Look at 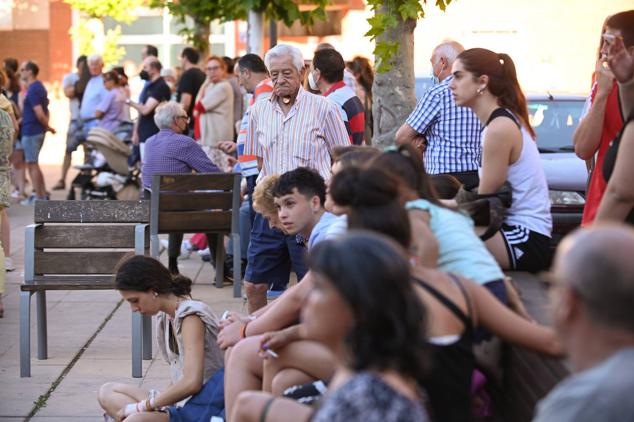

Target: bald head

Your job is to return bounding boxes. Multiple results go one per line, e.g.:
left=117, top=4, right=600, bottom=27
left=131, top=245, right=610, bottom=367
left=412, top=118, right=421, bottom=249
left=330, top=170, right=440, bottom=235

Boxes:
left=553, top=225, right=634, bottom=333
left=431, top=40, right=464, bottom=81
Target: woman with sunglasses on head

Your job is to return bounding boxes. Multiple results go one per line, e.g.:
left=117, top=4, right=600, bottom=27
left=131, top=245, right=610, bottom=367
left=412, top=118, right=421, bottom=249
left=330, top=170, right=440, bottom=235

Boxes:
left=98, top=255, right=224, bottom=422
left=449, top=49, right=552, bottom=273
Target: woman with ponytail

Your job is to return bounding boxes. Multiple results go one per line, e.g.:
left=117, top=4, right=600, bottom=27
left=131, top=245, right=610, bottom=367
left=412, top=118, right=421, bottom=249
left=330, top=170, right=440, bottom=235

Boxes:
left=450, top=48, right=552, bottom=273
left=98, top=255, right=224, bottom=422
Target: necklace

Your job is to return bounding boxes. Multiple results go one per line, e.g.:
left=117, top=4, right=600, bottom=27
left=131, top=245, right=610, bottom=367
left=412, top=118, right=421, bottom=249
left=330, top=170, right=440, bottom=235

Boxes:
left=282, top=96, right=292, bottom=105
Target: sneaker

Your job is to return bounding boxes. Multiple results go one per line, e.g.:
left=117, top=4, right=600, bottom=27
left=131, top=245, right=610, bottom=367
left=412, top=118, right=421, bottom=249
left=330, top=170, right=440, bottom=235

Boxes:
left=5, top=257, right=15, bottom=272
left=21, top=195, right=49, bottom=205
left=20, top=195, right=36, bottom=206
left=11, top=190, right=25, bottom=199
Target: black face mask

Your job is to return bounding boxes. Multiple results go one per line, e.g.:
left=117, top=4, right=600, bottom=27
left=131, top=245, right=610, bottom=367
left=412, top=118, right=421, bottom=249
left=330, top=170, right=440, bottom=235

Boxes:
left=139, top=70, right=150, bottom=81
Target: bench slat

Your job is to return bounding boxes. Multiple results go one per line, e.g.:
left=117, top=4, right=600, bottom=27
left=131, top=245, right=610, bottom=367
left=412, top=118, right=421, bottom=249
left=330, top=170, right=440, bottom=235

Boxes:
left=157, top=211, right=232, bottom=233
left=35, top=200, right=149, bottom=223
left=155, top=173, right=237, bottom=192
left=34, top=251, right=130, bottom=274
left=34, top=225, right=149, bottom=248
left=158, top=192, right=233, bottom=212
left=21, top=276, right=114, bottom=291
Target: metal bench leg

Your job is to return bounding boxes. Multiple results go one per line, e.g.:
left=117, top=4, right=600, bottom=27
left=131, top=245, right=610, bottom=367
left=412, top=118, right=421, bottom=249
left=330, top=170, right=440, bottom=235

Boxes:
left=36, top=290, right=48, bottom=360
left=142, top=314, right=152, bottom=360
left=20, top=291, right=32, bottom=377
left=131, top=312, right=142, bottom=378
left=214, top=235, right=225, bottom=288
left=232, top=233, right=241, bottom=298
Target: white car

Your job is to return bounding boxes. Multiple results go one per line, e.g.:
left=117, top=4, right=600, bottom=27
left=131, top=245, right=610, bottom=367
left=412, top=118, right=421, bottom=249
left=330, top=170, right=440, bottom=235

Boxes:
left=528, top=94, right=588, bottom=241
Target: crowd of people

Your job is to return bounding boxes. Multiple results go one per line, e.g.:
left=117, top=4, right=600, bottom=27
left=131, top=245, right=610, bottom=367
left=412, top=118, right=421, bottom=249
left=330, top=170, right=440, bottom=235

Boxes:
left=1, top=7, right=634, bottom=422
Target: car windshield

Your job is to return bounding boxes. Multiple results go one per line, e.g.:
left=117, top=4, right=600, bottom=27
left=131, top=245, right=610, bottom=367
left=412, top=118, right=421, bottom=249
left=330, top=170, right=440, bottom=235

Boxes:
left=528, top=99, right=585, bottom=152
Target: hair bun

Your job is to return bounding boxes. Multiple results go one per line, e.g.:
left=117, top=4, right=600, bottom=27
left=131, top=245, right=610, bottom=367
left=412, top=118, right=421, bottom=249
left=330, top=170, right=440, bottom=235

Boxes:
left=172, top=274, right=193, bottom=296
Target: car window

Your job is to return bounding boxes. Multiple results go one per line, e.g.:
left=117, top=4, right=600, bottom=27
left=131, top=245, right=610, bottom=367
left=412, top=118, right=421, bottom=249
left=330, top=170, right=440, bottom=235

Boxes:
left=528, top=100, right=585, bottom=151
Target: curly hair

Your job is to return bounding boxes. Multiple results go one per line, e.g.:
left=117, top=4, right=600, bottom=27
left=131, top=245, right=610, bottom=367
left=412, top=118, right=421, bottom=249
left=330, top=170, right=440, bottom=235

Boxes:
left=114, top=255, right=192, bottom=297
left=252, top=174, right=280, bottom=216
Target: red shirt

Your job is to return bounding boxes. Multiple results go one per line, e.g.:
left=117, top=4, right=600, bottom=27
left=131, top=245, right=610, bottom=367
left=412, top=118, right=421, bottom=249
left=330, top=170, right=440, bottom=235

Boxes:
left=581, top=81, right=624, bottom=226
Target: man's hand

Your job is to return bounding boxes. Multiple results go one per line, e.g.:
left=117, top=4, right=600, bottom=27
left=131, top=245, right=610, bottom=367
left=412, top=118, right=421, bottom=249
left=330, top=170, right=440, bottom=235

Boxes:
left=412, top=135, right=427, bottom=154
left=217, top=141, right=237, bottom=154
left=131, top=130, right=139, bottom=145
left=607, top=36, right=634, bottom=84
left=596, top=57, right=616, bottom=97
left=47, top=126, right=56, bottom=135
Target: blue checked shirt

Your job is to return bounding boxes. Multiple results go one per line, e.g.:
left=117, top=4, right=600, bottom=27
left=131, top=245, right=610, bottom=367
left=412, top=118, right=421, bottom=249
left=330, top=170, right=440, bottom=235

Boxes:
left=405, top=76, right=481, bottom=174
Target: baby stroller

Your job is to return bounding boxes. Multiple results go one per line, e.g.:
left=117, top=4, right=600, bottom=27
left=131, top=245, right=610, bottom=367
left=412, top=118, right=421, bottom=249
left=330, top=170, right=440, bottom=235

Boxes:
left=68, top=127, right=140, bottom=200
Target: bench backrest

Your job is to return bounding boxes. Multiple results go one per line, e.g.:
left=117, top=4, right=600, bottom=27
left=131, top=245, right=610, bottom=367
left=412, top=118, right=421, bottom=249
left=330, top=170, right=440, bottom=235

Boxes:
left=150, top=173, right=241, bottom=235
left=25, top=200, right=150, bottom=284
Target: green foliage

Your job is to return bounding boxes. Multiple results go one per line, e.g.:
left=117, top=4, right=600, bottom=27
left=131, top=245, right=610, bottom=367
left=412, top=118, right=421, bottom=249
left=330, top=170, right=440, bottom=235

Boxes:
left=366, top=0, right=453, bottom=73
left=69, top=19, right=126, bottom=67
left=64, top=0, right=144, bottom=23
left=150, top=0, right=329, bottom=52
left=103, top=26, right=127, bottom=66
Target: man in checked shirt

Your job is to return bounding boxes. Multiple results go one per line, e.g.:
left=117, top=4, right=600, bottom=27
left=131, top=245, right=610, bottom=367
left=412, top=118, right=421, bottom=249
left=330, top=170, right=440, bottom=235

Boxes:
left=395, top=40, right=482, bottom=189
left=243, top=44, right=349, bottom=313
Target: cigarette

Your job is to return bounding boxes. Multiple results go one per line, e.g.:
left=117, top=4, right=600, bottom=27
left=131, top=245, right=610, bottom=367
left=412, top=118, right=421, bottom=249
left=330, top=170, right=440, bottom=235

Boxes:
left=264, top=349, right=279, bottom=358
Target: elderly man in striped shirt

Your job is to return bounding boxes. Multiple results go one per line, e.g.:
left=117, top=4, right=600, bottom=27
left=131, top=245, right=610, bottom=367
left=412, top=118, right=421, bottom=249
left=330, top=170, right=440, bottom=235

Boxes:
left=395, top=40, right=482, bottom=189
left=243, top=44, right=349, bottom=312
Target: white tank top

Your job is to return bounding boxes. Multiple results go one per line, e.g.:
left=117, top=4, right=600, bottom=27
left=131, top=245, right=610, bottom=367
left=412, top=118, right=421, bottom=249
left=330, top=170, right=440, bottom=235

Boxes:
left=479, top=109, right=552, bottom=237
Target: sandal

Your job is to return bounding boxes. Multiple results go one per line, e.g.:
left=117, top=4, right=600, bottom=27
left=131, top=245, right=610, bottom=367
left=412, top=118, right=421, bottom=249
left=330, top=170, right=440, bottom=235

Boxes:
left=52, top=180, right=66, bottom=190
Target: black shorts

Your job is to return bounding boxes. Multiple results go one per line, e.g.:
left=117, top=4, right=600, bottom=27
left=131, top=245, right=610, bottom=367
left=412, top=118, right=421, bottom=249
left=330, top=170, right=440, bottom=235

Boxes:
left=501, top=224, right=551, bottom=273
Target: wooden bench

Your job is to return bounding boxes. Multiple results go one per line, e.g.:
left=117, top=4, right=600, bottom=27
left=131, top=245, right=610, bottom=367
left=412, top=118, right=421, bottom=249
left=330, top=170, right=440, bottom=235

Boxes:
left=494, top=273, right=571, bottom=421
left=19, top=200, right=152, bottom=378
left=150, top=173, right=242, bottom=298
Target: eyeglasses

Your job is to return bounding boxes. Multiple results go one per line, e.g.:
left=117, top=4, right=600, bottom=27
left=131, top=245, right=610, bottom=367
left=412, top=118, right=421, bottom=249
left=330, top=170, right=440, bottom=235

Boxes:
left=176, top=115, right=190, bottom=123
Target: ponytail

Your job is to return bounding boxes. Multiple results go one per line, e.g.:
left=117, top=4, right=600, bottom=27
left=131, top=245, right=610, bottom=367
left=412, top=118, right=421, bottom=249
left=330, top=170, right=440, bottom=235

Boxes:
left=458, top=48, right=535, bottom=139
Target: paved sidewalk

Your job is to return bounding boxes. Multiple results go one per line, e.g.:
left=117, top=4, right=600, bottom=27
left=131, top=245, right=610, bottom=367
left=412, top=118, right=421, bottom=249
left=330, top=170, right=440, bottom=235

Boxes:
left=0, top=165, right=245, bottom=421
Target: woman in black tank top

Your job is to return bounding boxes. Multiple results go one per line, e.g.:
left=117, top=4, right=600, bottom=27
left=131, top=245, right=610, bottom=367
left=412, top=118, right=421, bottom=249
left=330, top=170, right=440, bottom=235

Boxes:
left=597, top=110, right=634, bottom=224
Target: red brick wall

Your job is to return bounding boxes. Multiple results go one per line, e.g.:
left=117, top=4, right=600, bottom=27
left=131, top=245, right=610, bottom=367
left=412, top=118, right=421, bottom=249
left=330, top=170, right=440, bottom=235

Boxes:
left=0, top=0, right=71, bottom=83
left=49, top=0, right=72, bottom=83
left=0, top=30, right=50, bottom=80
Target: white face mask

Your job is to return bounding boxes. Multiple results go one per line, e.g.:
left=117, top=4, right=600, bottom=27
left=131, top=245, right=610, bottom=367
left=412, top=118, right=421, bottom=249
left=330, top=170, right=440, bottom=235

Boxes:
left=308, top=71, right=319, bottom=91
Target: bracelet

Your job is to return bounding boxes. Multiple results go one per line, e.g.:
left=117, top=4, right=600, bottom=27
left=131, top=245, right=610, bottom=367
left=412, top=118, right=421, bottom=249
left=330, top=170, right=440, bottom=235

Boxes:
left=240, top=322, right=248, bottom=339
left=259, top=397, right=276, bottom=422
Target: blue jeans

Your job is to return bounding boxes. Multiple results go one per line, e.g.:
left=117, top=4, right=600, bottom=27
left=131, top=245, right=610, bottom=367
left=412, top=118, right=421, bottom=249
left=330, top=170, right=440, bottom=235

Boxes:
left=21, top=133, right=46, bottom=163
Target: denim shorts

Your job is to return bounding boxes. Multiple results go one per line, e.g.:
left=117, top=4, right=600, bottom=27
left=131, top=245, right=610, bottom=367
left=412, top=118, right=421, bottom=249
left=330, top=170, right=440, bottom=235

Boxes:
left=21, top=133, right=46, bottom=163
left=245, top=212, right=308, bottom=289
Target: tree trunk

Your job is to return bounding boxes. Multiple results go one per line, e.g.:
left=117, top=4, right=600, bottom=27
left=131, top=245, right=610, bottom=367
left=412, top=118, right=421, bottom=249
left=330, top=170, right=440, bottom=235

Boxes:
left=193, top=18, right=211, bottom=57
left=372, top=13, right=417, bottom=149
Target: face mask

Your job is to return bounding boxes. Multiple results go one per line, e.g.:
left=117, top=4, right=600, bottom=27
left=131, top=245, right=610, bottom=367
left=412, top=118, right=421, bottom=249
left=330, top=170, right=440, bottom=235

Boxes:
left=308, top=71, right=319, bottom=91
left=430, top=59, right=443, bottom=85
left=139, top=70, right=150, bottom=81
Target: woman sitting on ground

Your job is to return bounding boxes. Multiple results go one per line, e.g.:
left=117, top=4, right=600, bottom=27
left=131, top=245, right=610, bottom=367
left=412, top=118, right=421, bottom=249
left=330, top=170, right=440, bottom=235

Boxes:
left=450, top=48, right=552, bottom=272
left=98, top=255, right=224, bottom=422
left=231, top=232, right=431, bottom=422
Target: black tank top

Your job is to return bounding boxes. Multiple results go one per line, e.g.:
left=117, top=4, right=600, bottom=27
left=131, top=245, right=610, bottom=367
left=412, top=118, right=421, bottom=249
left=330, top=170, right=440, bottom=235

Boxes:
left=603, top=110, right=634, bottom=225
left=413, top=274, right=475, bottom=422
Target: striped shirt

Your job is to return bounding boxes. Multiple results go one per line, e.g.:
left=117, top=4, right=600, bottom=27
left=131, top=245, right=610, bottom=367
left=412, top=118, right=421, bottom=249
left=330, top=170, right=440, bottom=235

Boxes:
left=235, top=78, right=274, bottom=177
left=245, top=86, right=350, bottom=182
left=406, top=76, right=482, bottom=174
left=324, top=81, right=365, bottom=145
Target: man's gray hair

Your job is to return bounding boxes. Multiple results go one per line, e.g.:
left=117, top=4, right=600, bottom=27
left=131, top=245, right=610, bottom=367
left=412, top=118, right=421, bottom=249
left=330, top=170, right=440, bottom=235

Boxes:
left=264, top=44, right=304, bottom=73
left=433, top=40, right=465, bottom=64
left=557, top=225, right=634, bottom=333
left=87, top=54, right=103, bottom=65
left=154, top=101, right=184, bottom=130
